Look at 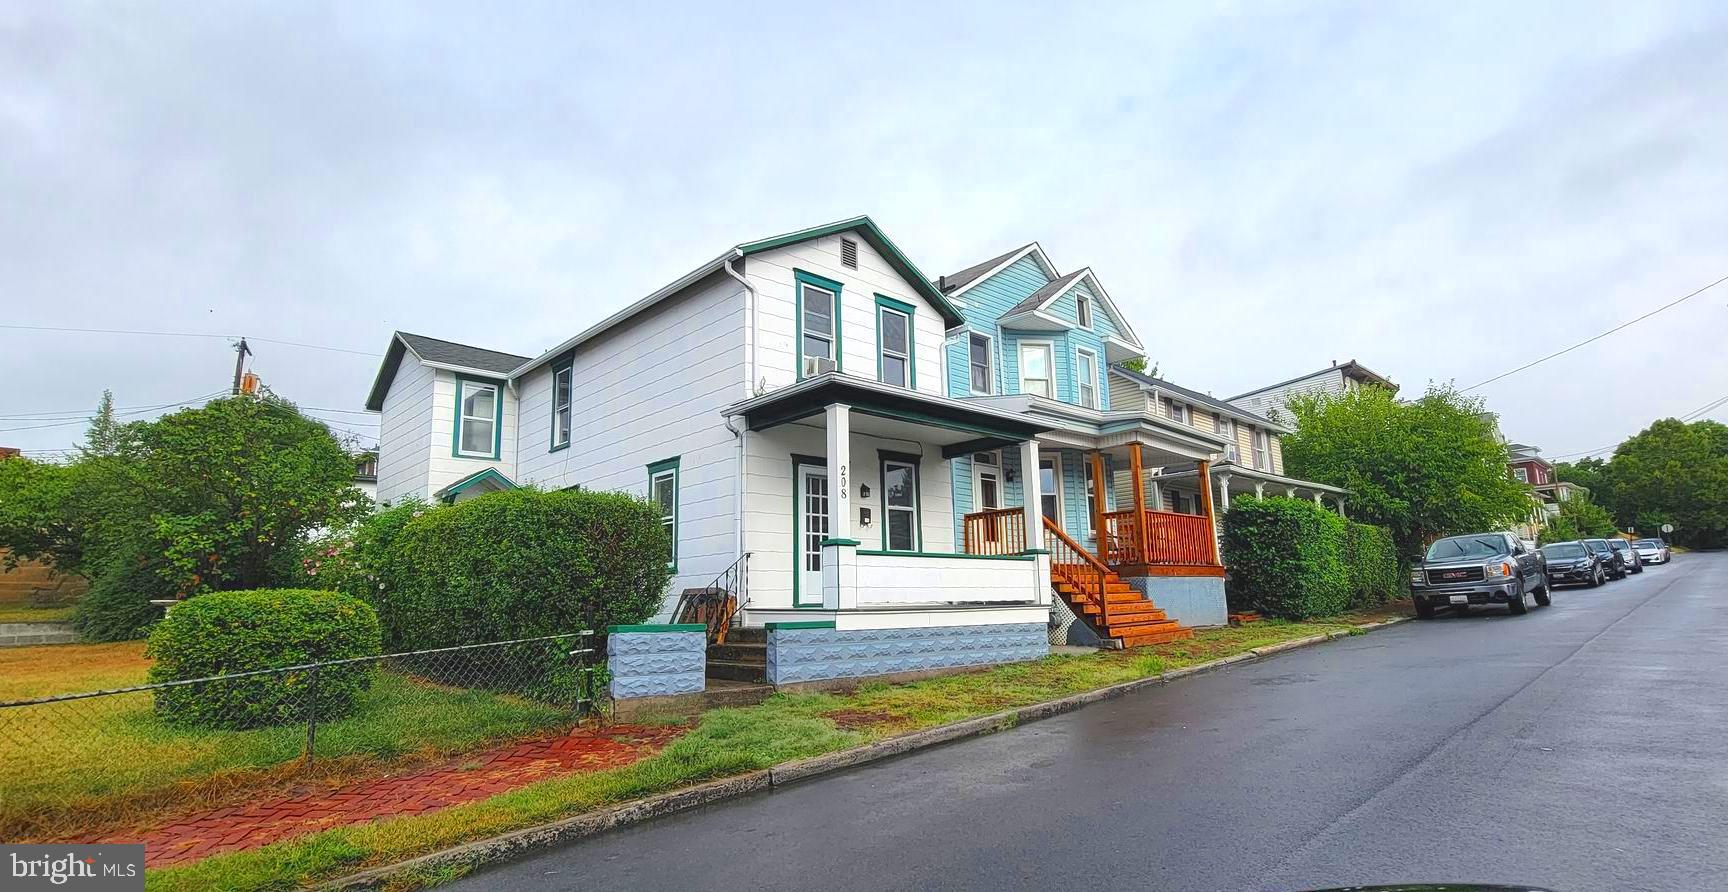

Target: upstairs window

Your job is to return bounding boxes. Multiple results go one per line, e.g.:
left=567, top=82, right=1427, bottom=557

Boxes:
left=1513, top=467, right=1529, bottom=483
left=1019, top=343, right=1054, bottom=398
left=1165, top=399, right=1187, bottom=425
left=1218, top=415, right=1239, bottom=462
left=795, top=270, right=843, bottom=377
left=876, top=296, right=915, bottom=389
left=969, top=333, right=993, bottom=395
left=1076, top=293, right=1092, bottom=329
left=1075, top=348, right=1098, bottom=409
left=1254, top=429, right=1270, bottom=470
left=550, top=364, right=572, bottom=450
left=454, top=378, right=501, bottom=459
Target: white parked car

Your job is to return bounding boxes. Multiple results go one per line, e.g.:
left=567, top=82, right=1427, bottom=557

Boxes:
left=1633, top=538, right=1670, bottom=565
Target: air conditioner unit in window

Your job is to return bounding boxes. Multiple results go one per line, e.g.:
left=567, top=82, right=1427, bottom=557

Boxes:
left=802, top=356, right=836, bottom=378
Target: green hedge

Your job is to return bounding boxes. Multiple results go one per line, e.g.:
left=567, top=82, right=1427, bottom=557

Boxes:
left=376, top=488, right=669, bottom=651
left=1342, top=521, right=1404, bottom=608
left=145, top=589, right=381, bottom=730
left=1221, top=497, right=1350, bottom=619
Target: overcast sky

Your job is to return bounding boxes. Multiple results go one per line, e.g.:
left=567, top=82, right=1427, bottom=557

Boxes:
left=4, top=1, right=1725, bottom=461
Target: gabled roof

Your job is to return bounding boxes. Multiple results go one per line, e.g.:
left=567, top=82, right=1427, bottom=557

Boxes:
left=365, top=332, right=530, bottom=411
left=1002, top=268, right=1089, bottom=317
left=996, top=266, right=1143, bottom=350
left=1110, top=364, right=1287, bottom=432
left=1227, top=359, right=1397, bottom=402
left=938, top=242, right=1061, bottom=300
left=433, top=466, right=517, bottom=503
left=513, top=216, right=965, bottom=378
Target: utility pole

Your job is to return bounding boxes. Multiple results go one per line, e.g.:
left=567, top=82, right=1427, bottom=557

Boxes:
left=231, top=337, right=252, bottom=395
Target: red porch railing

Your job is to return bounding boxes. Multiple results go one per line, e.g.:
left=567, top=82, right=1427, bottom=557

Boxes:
left=961, top=506, right=1026, bottom=556
left=1140, top=510, right=1215, bottom=565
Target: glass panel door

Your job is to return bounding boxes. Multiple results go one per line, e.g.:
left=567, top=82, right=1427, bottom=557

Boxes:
left=1039, top=456, right=1061, bottom=527
left=797, top=466, right=828, bottom=606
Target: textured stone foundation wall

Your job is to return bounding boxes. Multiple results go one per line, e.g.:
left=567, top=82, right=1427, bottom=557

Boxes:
left=1125, top=576, right=1229, bottom=627
left=766, top=622, right=1047, bottom=685
left=607, top=625, right=706, bottom=699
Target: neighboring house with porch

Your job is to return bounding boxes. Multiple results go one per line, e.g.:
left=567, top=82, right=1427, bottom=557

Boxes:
left=1228, top=359, right=1397, bottom=423
left=1506, top=442, right=1582, bottom=539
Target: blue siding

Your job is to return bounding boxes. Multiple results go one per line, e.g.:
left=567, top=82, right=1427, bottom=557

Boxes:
left=944, top=254, right=1051, bottom=399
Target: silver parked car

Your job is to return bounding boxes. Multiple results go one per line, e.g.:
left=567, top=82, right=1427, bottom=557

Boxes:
left=1634, top=538, right=1670, bottom=564
left=1608, top=539, right=1643, bottom=574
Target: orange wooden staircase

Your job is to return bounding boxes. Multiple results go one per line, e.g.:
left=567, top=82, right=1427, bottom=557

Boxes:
left=1044, top=518, right=1193, bottom=648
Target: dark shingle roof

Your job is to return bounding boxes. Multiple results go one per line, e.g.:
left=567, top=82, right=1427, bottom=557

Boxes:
left=939, top=244, right=1033, bottom=294
left=397, top=332, right=529, bottom=375
left=1002, top=269, right=1087, bottom=317
left=1111, top=364, right=1284, bottom=429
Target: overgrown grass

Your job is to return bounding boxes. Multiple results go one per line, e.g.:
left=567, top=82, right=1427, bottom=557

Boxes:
left=0, top=643, right=575, bottom=840
left=144, top=610, right=1405, bottom=891
left=0, top=603, right=79, bottom=624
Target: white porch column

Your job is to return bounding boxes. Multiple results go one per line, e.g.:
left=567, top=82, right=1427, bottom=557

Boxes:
left=821, top=403, right=857, bottom=611
left=1255, top=481, right=1266, bottom=498
left=1020, top=439, right=1042, bottom=551
left=1287, top=486, right=1298, bottom=498
left=1338, top=497, right=1347, bottom=519
left=1217, top=473, right=1232, bottom=513
left=1313, top=491, right=1323, bottom=508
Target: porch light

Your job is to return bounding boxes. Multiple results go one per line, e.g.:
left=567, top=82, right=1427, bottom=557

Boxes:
left=860, top=484, right=871, bottom=499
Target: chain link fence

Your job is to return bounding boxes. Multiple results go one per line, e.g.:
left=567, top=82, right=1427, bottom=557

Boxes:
left=0, top=631, right=603, bottom=836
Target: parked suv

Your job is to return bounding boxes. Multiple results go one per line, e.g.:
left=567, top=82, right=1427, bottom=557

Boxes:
left=1541, top=540, right=1606, bottom=588
left=1584, top=538, right=1629, bottom=580
left=1411, top=532, right=1549, bottom=618
left=1608, top=539, right=1644, bottom=574
left=1634, top=538, right=1670, bottom=565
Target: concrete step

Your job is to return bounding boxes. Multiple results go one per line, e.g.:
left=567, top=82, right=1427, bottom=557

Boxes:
left=725, top=627, right=767, bottom=644
left=708, top=642, right=766, bottom=663
left=706, top=659, right=768, bottom=684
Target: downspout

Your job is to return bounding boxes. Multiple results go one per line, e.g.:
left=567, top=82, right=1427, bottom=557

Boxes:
left=726, top=414, right=746, bottom=563
left=724, top=250, right=759, bottom=397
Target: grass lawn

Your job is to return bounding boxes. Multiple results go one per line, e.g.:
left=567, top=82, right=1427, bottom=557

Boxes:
left=0, top=642, right=578, bottom=841
left=144, top=606, right=1407, bottom=892
left=0, top=603, right=78, bottom=624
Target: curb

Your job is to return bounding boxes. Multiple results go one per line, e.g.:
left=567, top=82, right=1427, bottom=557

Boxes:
left=320, top=614, right=1411, bottom=890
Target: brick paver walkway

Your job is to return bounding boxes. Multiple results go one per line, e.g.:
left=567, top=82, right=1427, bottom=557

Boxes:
left=89, top=723, right=682, bottom=868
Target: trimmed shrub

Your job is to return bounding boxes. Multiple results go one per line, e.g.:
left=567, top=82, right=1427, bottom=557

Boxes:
left=146, top=589, right=381, bottom=730
left=376, top=488, right=669, bottom=652
left=1221, top=497, right=1349, bottom=619
left=1342, top=521, right=1404, bottom=608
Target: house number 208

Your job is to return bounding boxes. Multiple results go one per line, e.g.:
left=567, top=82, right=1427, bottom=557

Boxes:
left=839, top=466, right=848, bottom=499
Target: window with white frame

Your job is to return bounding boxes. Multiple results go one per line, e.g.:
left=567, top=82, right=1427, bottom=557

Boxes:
left=1075, top=348, right=1098, bottom=409
left=1019, top=343, right=1053, bottom=398
left=797, top=273, right=838, bottom=372
left=968, top=333, right=993, bottom=395
left=878, top=303, right=912, bottom=388
left=1076, top=293, right=1092, bottom=329
left=1513, top=467, right=1528, bottom=483
left=648, top=458, right=679, bottom=570
left=1217, top=414, right=1239, bottom=462
left=1165, top=399, right=1187, bottom=425
left=454, top=379, right=500, bottom=458
left=550, top=365, right=572, bottom=449
left=1039, top=455, right=1062, bottom=525
left=1084, top=459, right=1099, bottom=533
left=1254, top=429, right=1270, bottom=470
left=973, top=451, right=1001, bottom=510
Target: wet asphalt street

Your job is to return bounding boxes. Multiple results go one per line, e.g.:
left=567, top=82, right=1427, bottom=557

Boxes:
left=451, top=552, right=1727, bottom=892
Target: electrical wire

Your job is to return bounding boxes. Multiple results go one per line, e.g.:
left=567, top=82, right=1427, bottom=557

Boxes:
left=1460, top=272, right=1728, bottom=393
left=0, top=323, right=381, bottom=357
left=1543, top=390, right=1728, bottom=460
left=0, top=391, right=228, bottom=433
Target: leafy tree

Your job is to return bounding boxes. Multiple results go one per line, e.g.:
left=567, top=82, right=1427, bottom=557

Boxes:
left=1117, top=357, right=1160, bottom=377
left=1536, top=493, right=1619, bottom=544
left=1282, top=384, right=1536, bottom=559
left=1607, top=419, right=1728, bottom=547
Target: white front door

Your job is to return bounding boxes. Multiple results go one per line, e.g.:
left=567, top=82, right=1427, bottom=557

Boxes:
left=795, top=464, right=829, bottom=607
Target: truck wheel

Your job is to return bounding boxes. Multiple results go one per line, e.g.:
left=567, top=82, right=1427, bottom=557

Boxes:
left=1534, top=582, right=1551, bottom=607
left=1508, top=583, right=1529, bottom=615
left=1415, top=601, right=1436, bottom=620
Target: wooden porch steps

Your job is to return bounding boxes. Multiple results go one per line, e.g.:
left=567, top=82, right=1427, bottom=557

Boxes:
left=1049, top=561, right=1194, bottom=649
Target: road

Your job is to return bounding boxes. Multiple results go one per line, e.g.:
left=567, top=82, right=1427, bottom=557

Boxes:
left=452, top=552, right=1728, bottom=892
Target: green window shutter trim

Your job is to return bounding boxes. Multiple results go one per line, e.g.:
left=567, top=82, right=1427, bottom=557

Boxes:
left=451, top=374, right=506, bottom=461
left=874, top=293, right=917, bottom=389
left=795, top=269, right=844, bottom=379
left=647, top=456, right=681, bottom=573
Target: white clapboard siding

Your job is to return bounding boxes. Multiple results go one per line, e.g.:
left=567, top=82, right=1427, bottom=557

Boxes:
left=853, top=552, right=1041, bottom=606
left=375, top=357, right=436, bottom=505
left=426, top=369, right=519, bottom=496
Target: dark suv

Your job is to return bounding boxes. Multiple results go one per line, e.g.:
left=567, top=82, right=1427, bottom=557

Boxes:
left=1541, top=540, right=1607, bottom=588
left=1411, top=532, right=1549, bottom=618
left=1584, top=538, right=1629, bottom=580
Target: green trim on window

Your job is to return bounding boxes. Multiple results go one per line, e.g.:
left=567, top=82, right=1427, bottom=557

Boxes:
left=548, top=359, right=574, bottom=452
left=877, top=450, right=922, bottom=553
left=607, top=623, right=706, bottom=633
left=764, top=620, right=836, bottom=631
left=451, top=374, right=505, bottom=461
left=647, top=456, right=680, bottom=573
left=791, top=455, right=828, bottom=608
left=854, top=549, right=1035, bottom=561
left=873, top=294, right=916, bottom=390
left=794, top=269, right=844, bottom=380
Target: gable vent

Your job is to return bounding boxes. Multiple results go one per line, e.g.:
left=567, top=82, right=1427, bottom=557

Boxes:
left=840, top=237, right=859, bottom=269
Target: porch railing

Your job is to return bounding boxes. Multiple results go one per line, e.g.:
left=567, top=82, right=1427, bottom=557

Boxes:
left=962, top=506, right=1026, bottom=556
left=1043, top=516, right=1111, bottom=628
left=1094, top=508, right=1216, bottom=566
left=671, top=552, right=749, bottom=645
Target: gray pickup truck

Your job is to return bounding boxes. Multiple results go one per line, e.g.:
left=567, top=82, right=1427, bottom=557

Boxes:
left=1410, top=532, right=1549, bottom=618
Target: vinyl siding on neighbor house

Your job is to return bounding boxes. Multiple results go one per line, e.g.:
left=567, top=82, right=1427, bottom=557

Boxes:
left=1232, top=368, right=1348, bottom=420
left=944, top=253, right=1050, bottom=398
left=514, top=270, right=748, bottom=618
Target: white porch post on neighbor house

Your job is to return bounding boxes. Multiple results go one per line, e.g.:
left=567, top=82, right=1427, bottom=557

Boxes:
left=1020, top=439, right=1050, bottom=605
left=1313, top=492, right=1324, bottom=508
left=1255, top=481, right=1266, bottom=498
left=1338, top=497, right=1347, bottom=519
left=1217, top=473, right=1232, bottom=513
left=1287, top=486, right=1298, bottom=498
left=822, top=403, right=857, bottom=610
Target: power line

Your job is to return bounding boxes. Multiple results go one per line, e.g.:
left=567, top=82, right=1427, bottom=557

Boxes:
left=1544, top=390, right=1728, bottom=460
left=1681, top=392, right=1728, bottom=422
left=0, top=391, right=228, bottom=433
left=0, top=324, right=381, bottom=358
left=1461, top=272, right=1728, bottom=393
